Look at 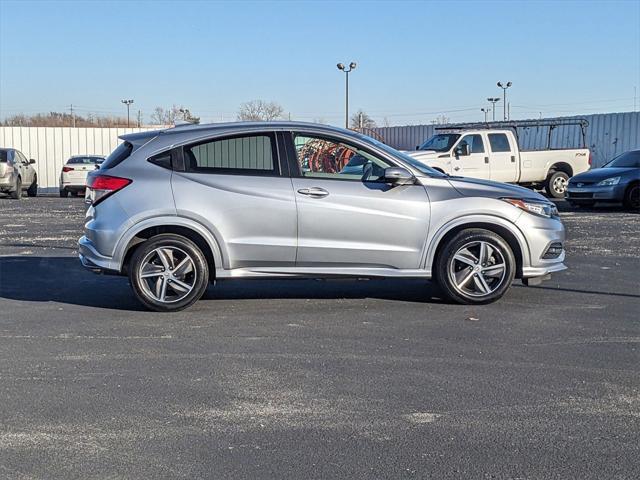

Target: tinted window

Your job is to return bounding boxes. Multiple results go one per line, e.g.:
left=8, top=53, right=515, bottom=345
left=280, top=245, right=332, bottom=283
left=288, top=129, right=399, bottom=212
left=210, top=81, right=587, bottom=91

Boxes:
left=101, top=142, right=133, bottom=169
left=0, top=150, right=6, bottom=163
left=488, top=133, right=511, bottom=152
left=293, top=134, right=390, bottom=181
left=605, top=151, right=640, bottom=168
left=458, top=134, right=484, bottom=154
left=68, top=156, right=103, bottom=164
left=185, top=134, right=277, bottom=174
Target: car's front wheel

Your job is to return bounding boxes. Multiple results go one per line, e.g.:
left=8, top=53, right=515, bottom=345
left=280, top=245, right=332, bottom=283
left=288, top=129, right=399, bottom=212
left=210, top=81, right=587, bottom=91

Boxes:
left=623, top=183, right=639, bottom=211
left=435, top=229, right=516, bottom=304
left=128, top=234, right=210, bottom=312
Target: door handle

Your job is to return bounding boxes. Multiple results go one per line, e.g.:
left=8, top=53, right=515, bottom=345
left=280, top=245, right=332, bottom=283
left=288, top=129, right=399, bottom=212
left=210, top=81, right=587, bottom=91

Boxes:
left=511, top=155, right=516, bottom=163
left=297, top=187, right=329, bottom=198
left=453, top=166, right=460, bottom=171
left=484, top=157, right=489, bottom=164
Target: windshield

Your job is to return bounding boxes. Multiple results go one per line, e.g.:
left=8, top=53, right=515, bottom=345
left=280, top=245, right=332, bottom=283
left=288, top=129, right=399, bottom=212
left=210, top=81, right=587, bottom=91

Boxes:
left=604, top=151, right=640, bottom=168
left=418, top=134, right=460, bottom=152
left=354, top=133, right=447, bottom=177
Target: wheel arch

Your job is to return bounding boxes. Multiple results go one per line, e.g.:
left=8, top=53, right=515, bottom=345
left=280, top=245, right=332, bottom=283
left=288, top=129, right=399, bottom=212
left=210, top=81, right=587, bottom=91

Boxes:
left=547, top=162, right=573, bottom=178
left=426, top=216, right=529, bottom=279
left=115, top=217, right=225, bottom=278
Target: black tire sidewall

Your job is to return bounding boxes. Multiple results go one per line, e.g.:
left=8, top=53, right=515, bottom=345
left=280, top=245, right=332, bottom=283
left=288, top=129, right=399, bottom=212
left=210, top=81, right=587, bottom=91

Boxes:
left=435, top=229, right=516, bottom=305
left=624, top=184, right=639, bottom=211
left=128, top=234, right=210, bottom=312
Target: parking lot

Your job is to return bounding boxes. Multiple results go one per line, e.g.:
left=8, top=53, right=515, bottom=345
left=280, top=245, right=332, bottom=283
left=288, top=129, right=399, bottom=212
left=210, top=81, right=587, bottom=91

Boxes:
left=0, top=196, right=638, bottom=479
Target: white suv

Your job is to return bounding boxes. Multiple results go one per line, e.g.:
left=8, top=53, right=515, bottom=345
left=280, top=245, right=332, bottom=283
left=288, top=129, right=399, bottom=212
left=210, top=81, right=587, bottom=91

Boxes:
left=59, top=155, right=104, bottom=197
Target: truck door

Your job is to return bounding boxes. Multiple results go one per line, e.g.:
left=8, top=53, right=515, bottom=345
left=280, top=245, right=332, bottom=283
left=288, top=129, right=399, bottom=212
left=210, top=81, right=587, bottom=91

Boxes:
left=488, top=133, right=518, bottom=182
left=452, top=134, right=490, bottom=180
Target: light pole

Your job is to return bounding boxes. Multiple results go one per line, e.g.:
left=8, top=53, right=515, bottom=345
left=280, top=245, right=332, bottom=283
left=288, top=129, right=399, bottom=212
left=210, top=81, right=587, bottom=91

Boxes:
left=121, top=99, right=134, bottom=127
left=496, top=82, right=512, bottom=120
left=480, top=108, right=490, bottom=122
left=487, top=97, right=500, bottom=121
left=337, top=62, right=356, bottom=128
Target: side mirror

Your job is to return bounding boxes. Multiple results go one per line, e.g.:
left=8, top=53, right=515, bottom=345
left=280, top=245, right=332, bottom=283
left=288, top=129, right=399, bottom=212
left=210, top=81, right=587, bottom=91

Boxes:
left=415, top=145, right=420, bottom=150
left=454, top=143, right=470, bottom=157
left=383, top=167, right=414, bottom=185
left=29, top=159, right=36, bottom=164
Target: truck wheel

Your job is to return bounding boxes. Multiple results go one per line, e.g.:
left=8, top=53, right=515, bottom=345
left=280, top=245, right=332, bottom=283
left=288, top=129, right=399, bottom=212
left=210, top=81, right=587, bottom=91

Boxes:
left=545, top=171, right=569, bottom=198
left=623, top=184, right=640, bottom=211
left=435, top=228, right=516, bottom=305
left=27, top=176, right=38, bottom=197
left=59, top=188, right=69, bottom=198
left=128, top=234, right=210, bottom=312
left=9, top=178, right=22, bottom=199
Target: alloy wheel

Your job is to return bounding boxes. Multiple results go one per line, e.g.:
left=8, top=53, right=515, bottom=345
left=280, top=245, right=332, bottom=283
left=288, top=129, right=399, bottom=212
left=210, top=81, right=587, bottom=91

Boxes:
left=553, top=176, right=567, bottom=195
left=137, top=246, right=197, bottom=303
left=448, top=241, right=507, bottom=298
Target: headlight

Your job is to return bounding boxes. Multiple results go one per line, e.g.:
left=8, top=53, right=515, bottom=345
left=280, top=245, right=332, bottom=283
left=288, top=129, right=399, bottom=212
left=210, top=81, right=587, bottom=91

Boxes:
left=502, top=198, right=558, bottom=218
left=597, top=176, right=620, bottom=186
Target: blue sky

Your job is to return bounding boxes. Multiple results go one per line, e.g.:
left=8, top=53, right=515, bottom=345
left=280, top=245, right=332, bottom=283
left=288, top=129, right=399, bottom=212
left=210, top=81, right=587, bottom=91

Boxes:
left=1, top=0, right=639, bottom=126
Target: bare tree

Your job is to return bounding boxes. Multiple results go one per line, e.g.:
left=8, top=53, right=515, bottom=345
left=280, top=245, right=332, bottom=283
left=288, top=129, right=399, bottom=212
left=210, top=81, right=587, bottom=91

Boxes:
left=349, top=109, right=377, bottom=130
left=2, top=111, right=131, bottom=127
left=150, top=105, right=188, bottom=125
left=237, top=100, right=284, bottom=121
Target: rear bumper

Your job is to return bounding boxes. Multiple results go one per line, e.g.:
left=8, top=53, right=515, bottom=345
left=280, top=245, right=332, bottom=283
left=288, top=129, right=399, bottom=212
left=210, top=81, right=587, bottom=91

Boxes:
left=78, top=235, right=119, bottom=273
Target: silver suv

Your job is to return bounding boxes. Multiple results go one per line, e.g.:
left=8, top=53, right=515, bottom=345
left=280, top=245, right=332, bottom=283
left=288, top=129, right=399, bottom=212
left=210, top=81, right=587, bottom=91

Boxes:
left=79, top=122, right=566, bottom=311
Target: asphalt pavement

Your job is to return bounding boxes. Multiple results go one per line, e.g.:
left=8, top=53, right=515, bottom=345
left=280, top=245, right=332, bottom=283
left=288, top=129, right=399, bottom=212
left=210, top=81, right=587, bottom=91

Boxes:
left=0, top=196, right=638, bottom=479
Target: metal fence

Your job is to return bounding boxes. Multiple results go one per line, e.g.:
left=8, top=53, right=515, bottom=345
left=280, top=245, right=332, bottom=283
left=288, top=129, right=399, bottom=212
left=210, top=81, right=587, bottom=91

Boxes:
left=372, top=112, right=640, bottom=168
left=0, top=126, right=160, bottom=189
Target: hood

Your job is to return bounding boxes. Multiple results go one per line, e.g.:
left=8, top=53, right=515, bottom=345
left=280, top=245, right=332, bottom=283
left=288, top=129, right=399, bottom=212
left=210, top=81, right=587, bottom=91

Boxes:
left=446, top=176, right=549, bottom=202
left=570, top=167, right=639, bottom=183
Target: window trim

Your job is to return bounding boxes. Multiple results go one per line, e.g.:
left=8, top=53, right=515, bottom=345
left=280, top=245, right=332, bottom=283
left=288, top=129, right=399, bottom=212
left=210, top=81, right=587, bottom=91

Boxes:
left=283, top=131, right=398, bottom=183
left=181, top=131, right=282, bottom=177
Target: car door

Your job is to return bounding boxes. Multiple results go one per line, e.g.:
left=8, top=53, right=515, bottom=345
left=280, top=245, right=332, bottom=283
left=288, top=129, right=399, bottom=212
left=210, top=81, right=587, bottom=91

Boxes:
left=171, top=131, right=298, bottom=269
left=487, top=133, right=518, bottom=182
left=286, top=132, right=430, bottom=270
left=15, top=151, right=33, bottom=186
left=452, top=134, right=490, bottom=180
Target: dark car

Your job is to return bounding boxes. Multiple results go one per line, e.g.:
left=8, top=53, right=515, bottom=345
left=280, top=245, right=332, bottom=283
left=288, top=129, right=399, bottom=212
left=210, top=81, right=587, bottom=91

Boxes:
left=566, top=150, right=640, bottom=210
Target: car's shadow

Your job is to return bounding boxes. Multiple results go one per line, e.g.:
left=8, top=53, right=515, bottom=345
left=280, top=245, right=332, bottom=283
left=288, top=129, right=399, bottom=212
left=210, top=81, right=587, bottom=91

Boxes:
left=0, top=256, right=446, bottom=310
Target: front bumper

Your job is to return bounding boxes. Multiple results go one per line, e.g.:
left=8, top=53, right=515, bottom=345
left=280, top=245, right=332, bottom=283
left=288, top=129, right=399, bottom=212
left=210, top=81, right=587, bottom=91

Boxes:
left=515, top=213, right=567, bottom=280
left=566, top=183, right=626, bottom=202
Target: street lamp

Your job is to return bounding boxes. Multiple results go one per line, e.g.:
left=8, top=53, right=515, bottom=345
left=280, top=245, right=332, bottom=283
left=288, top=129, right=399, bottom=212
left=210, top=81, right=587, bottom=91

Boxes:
left=480, top=108, right=490, bottom=122
left=337, top=61, right=356, bottom=128
left=496, top=82, right=512, bottom=121
left=121, top=99, right=134, bottom=127
left=487, top=97, right=500, bottom=121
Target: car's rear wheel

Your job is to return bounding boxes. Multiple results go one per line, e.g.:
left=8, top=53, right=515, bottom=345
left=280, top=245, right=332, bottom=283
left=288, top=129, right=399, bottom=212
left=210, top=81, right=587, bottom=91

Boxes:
left=9, top=178, right=22, bottom=199
left=435, top=229, right=516, bottom=304
left=59, top=188, right=69, bottom=197
left=545, top=171, right=569, bottom=198
left=27, top=176, right=38, bottom=197
left=129, top=234, right=209, bottom=312
left=623, top=184, right=639, bottom=211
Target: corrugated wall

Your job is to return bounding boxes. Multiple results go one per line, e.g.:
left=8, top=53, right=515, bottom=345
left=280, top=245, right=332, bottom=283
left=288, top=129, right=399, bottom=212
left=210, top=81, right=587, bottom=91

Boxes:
left=372, top=112, right=640, bottom=168
left=0, top=127, right=160, bottom=188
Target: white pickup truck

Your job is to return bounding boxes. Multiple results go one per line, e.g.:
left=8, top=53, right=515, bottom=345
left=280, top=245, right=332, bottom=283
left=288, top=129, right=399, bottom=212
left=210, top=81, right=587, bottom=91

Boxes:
left=405, top=123, right=591, bottom=198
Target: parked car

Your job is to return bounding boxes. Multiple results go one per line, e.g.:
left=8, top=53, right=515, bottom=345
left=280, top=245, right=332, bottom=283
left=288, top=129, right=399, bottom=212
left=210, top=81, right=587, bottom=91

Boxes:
left=405, top=121, right=591, bottom=198
left=0, top=148, right=37, bottom=199
left=59, top=155, right=105, bottom=197
left=79, top=122, right=567, bottom=312
left=566, top=149, right=640, bottom=209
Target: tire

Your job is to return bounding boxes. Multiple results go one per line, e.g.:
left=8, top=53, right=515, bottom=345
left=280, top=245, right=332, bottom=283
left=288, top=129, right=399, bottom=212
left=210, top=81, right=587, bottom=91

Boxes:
left=128, top=234, right=209, bottom=312
left=623, top=184, right=639, bottom=211
left=70, top=190, right=79, bottom=197
left=59, top=188, right=69, bottom=198
left=435, top=228, right=516, bottom=305
left=27, top=176, right=37, bottom=197
left=545, top=171, right=569, bottom=199
left=9, top=177, right=22, bottom=199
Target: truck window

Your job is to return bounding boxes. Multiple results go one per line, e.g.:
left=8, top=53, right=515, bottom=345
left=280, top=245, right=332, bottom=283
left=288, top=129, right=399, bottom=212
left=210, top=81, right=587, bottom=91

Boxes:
left=459, top=134, right=484, bottom=154
left=488, top=134, right=511, bottom=153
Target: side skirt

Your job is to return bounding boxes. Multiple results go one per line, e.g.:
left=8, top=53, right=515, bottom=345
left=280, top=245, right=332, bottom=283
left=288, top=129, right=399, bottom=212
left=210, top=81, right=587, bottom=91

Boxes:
left=215, top=266, right=432, bottom=280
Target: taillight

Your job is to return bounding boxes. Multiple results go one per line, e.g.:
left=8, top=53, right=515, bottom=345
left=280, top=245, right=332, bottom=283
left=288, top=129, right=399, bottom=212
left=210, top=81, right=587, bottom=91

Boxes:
left=85, top=174, right=131, bottom=206
left=588, top=152, right=592, bottom=167
left=62, top=166, right=74, bottom=172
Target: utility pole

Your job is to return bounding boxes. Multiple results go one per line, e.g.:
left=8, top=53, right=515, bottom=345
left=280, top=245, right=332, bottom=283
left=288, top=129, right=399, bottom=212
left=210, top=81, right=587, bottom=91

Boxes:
left=497, top=82, right=512, bottom=120
left=337, top=62, right=357, bottom=129
left=487, top=97, right=500, bottom=121
left=481, top=108, right=489, bottom=122
left=121, top=99, right=134, bottom=127
left=69, top=104, right=76, bottom=127
left=137, top=110, right=142, bottom=127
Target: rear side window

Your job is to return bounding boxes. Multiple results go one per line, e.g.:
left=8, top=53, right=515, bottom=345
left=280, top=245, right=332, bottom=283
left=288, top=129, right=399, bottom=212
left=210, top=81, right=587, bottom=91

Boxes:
left=0, top=150, right=7, bottom=163
left=184, top=134, right=278, bottom=175
left=488, top=134, right=511, bottom=152
left=101, top=142, right=133, bottom=170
